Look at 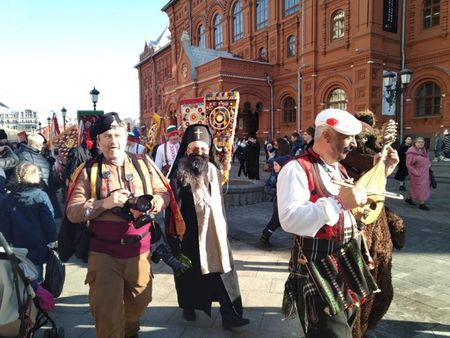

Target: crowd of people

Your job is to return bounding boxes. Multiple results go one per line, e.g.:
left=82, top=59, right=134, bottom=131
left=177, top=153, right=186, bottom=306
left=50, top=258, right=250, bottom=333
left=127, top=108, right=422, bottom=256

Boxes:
left=0, top=105, right=442, bottom=338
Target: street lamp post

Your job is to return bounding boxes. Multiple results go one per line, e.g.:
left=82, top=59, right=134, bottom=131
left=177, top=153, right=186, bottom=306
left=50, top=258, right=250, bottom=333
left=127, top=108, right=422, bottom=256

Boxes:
left=61, top=107, right=67, bottom=130
left=47, top=117, right=52, bottom=141
left=383, top=68, right=413, bottom=142
left=90, top=87, right=100, bottom=111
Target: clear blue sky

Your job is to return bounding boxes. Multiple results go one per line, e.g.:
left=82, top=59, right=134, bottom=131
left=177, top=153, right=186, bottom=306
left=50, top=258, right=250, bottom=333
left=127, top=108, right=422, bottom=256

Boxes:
left=0, top=0, right=169, bottom=122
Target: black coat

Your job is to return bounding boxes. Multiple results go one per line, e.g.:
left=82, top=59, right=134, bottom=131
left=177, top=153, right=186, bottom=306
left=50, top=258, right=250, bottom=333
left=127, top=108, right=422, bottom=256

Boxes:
left=165, top=176, right=243, bottom=317
left=245, top=141, right=260, bottom=177
left=394, top=143, right=411, bottom=181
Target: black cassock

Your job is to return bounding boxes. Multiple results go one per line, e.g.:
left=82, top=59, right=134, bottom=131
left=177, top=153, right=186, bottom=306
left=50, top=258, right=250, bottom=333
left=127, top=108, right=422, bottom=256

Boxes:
left=165, top=176, right=243, bottom=317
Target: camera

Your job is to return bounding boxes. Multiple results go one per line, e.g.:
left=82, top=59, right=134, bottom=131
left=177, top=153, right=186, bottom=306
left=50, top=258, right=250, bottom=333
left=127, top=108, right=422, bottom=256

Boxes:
left=111, top=194, right=154, bottom=228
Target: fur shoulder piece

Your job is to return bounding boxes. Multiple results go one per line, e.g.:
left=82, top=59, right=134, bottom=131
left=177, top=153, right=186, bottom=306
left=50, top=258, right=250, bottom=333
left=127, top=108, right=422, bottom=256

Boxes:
left=385, top=206, right=406, bottom=250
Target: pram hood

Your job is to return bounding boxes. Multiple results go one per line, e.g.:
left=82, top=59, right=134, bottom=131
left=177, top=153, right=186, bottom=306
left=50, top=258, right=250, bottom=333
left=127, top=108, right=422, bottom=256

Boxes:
left=0, top=246, right=39, bottom=325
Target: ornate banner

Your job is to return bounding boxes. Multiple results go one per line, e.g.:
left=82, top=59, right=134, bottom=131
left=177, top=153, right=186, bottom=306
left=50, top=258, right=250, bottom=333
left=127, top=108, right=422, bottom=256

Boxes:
left=180, top=97, right=207, bottom=129
left=144, top=112, right=161, bottom=154
left=51, top=125, right=78, bottom=160
left=205, top=91, right=240, bottom=184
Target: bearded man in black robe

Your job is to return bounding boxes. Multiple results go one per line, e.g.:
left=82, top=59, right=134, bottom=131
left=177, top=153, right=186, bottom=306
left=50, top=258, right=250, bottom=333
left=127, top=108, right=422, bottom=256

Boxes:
left=165, top=124, right=249, bottom=329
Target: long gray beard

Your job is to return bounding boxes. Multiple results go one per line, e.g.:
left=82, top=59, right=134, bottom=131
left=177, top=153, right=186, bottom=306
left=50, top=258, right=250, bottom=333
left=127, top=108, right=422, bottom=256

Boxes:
left=176, top=154, right=209, bottom=188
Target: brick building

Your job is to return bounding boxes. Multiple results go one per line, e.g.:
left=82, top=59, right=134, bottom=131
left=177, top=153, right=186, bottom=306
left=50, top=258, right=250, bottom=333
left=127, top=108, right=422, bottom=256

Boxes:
left=136, top=0, right=450, bottom=143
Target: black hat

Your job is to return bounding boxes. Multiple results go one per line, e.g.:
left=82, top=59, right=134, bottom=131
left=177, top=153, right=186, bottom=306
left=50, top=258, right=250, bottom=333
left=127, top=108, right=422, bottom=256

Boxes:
left=91, top=112, right=122, bottom=139
left=0, top=129, right=7, bottom=140
left=185, top=124, right=211, bottom=147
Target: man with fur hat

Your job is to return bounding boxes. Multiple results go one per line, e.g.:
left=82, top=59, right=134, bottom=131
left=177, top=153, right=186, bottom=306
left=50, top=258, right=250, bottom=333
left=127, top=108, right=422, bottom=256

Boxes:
left=155, top=124, right=180, bottom=175
left=165, top=123, right=250, bottom=329
left=278, top=108, right=399, bottom=337
left=66, top=112, right=169, bottom=338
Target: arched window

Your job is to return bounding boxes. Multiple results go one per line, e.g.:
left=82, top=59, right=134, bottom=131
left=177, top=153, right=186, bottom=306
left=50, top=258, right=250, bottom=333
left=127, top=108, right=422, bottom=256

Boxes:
left=415, top=82, right=442, bottom=116
left=233, top=1, right=243, bottom=41
left=214, top=14, right=223, bottom=49
left=284, top=0, right=299, bottom=17
left=331, top=10, right=345, bottom=41
left=283, top=97, right=296, bottom=123
left=256, top=0, right=268, bottom=30
left=328, top=88, right=347, bottom=110
left=423, top=0, right=440, bottom=29
left=287, top=35, right=296, bottom=57
left=198, top=25, right=205, bottom=48
left=258, top=47, right=268, bottom=62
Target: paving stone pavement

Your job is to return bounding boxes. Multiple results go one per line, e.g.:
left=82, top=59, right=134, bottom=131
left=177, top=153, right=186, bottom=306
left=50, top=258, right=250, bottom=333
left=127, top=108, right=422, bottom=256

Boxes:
left=39, top=160, right=450, bottom=337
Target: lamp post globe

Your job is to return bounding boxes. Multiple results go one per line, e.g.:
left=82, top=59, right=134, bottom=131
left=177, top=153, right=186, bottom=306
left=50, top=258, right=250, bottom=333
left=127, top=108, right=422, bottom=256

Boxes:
left=400, top=68, right=413, bottom=87
left=383, top=71, right=396, bottom=89
left=61, top=107, right=67, bottom=130
left=90, top=87, right=100, bottom=111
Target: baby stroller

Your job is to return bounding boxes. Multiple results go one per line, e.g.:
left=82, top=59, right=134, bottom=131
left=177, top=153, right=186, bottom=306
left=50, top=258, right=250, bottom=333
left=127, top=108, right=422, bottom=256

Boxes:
left=0, top=232, right=64, bottom=337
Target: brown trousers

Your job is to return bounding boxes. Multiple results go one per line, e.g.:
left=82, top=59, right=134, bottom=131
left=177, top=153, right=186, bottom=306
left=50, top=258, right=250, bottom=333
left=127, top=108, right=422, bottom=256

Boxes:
left=85, top=251, right=153, bottom=338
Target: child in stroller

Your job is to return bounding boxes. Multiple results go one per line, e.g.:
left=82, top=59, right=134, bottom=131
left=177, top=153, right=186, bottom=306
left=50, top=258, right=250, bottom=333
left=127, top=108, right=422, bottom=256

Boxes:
left=0, top=232, right=64, bottom=338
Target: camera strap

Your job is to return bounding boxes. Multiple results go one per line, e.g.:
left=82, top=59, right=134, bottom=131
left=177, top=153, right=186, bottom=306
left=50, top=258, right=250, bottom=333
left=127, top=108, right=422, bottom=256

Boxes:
left=86, top=154, right=150, bottom=200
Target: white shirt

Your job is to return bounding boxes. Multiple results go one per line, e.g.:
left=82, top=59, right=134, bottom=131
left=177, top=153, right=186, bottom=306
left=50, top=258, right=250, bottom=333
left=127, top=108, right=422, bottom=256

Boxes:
left=277, top=159, right=357, bottom=238
left=126, top=142, right=145, bottom=155
left=155, top=142, right=180, bottom=170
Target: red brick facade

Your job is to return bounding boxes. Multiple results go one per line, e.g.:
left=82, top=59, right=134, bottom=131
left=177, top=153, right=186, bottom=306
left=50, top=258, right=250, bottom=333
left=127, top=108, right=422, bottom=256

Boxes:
left=136, top=0, right=450, bottom=143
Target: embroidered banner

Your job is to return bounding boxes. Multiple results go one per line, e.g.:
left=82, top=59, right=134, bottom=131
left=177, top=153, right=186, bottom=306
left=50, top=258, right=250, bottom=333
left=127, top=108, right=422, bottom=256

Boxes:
left=144, top=112, right=162, bottom=154
left=51, top=125, right=78, bottom=160
left=204, top=91, right=240, bottom=185
left=179, top=97, right=207, bottom=129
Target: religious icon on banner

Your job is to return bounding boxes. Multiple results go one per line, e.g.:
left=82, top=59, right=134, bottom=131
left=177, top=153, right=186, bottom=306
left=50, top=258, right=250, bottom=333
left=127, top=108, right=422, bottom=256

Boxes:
left=144, top=112, right=161, bottom=154
left=180, top=97, right=207, bottom=129
left=76, top=110, right=104, bottom=149
left=204, top=91, right=240, bottom=185
left=51, top=125, right=79, bottom=161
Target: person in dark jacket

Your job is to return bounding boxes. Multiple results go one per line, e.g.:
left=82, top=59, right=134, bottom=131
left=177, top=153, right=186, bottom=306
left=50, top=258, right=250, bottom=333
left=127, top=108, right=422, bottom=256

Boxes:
left=300, top=127, right=315, bottom=154
left=0, top=162, right=57, bottom=283
left=245, top=134, right=260, bottom=180
left=290, top=132, right=304, bottom=156
left=260, top=138, right=292, bottom=244
left=394, top=136, right=413, bottom=190
left=0, top=168, right=7, bottom=204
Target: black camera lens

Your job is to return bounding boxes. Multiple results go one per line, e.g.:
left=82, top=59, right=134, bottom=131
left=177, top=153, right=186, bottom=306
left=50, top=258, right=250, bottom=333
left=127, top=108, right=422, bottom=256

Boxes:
left=135, top=195, right=153, bottom=212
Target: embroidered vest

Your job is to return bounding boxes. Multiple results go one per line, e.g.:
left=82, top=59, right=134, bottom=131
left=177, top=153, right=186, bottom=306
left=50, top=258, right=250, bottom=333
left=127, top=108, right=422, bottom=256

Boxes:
left=295, top=148, right=348, bottom=242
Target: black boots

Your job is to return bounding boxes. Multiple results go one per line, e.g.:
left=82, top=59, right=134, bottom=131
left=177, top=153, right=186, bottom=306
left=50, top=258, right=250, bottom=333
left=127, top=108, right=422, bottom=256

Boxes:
left=183, top=308, right=196, bottom=321
left=222, top=316, right=250, bottom=330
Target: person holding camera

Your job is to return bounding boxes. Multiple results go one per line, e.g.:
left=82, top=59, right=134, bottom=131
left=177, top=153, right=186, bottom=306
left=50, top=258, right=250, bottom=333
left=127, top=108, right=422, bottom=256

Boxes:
left=66, top=112, right=169, bottom=338
left=165, top=124, right=250, bottom=329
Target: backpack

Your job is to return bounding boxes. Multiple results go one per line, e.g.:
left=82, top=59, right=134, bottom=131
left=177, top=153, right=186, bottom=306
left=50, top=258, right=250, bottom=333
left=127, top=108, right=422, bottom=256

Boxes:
left=43, top=248, right=66, bottom=298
